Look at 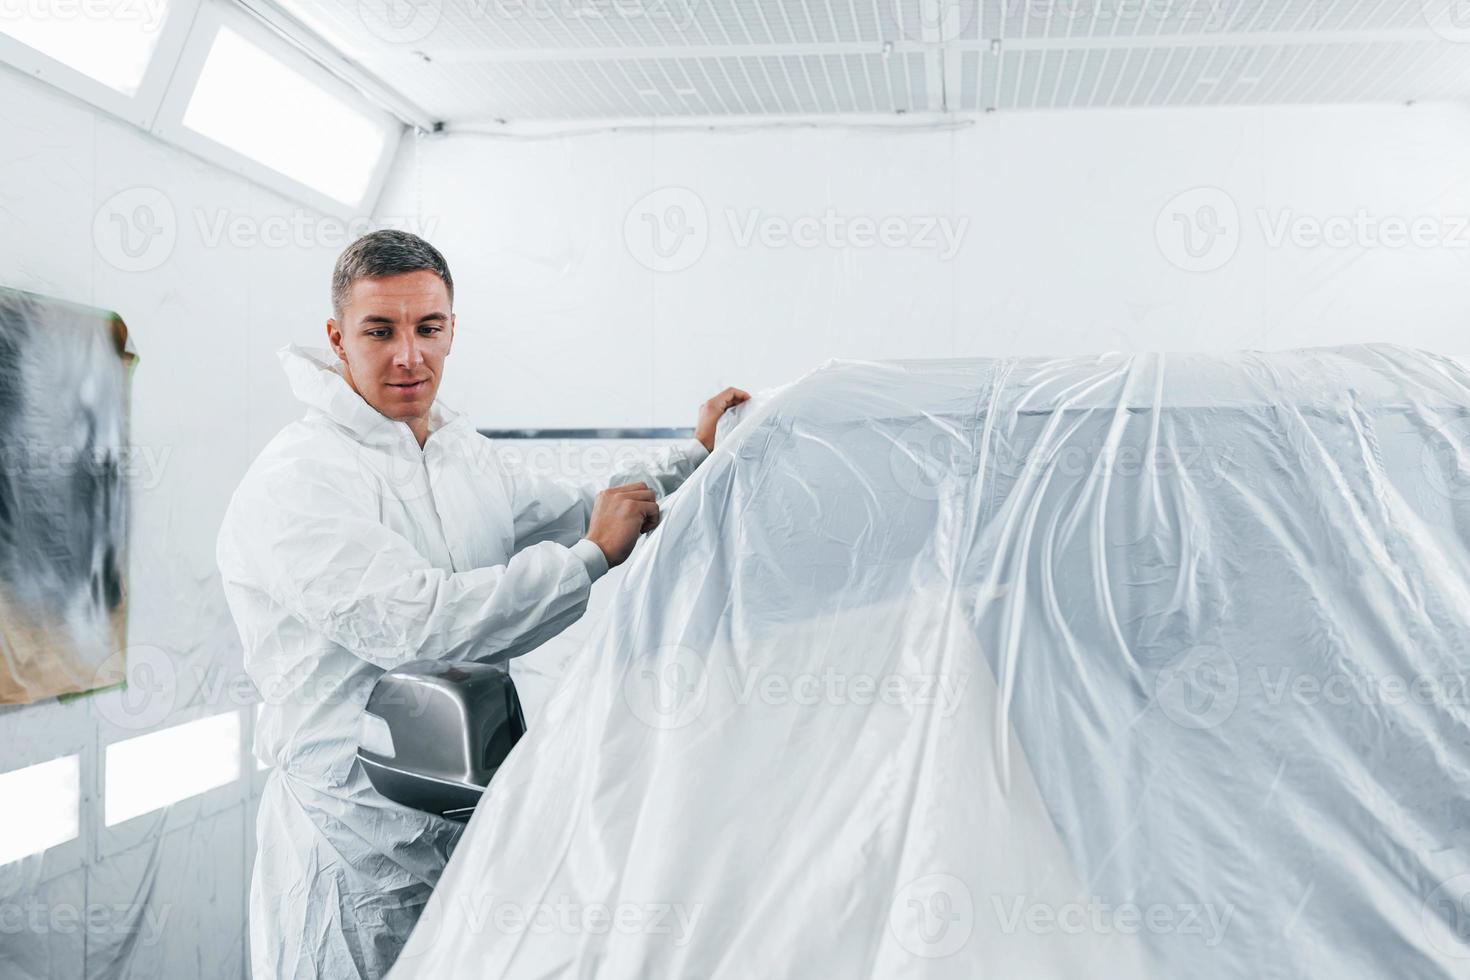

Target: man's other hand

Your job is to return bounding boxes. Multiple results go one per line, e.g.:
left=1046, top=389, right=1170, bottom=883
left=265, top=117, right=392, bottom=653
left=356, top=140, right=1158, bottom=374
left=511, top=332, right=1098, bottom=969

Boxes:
left=694, top=387, right=752, bottom=452
left=585, top=483, right=661, bottom=568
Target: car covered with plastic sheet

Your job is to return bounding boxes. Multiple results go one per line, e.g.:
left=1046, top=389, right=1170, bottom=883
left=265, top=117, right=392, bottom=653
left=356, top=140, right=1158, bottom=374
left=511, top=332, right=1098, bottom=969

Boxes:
left=389, top=345, right=1470, bottom=980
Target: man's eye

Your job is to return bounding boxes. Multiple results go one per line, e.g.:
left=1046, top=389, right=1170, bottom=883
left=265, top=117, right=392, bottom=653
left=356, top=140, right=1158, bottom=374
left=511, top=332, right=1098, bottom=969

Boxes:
left=418, top=326, right=443, bottom=335
left=368, top=329, right=391, bottom=338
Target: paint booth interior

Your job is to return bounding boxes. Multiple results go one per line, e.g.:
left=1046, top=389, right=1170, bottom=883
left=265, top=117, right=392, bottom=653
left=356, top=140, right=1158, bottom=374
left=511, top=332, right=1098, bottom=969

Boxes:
left=3, top=3, right=1470, bottom=978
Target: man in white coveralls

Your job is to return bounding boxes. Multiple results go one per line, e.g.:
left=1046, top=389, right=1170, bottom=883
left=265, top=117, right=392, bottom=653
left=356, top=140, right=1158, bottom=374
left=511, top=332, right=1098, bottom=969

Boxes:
left=216, top=230, right=748, bottom=980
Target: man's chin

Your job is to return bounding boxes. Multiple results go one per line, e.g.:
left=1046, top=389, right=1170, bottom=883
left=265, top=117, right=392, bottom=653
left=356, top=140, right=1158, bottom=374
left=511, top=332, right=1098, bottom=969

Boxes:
left=372, top=391, right=434, bottom=422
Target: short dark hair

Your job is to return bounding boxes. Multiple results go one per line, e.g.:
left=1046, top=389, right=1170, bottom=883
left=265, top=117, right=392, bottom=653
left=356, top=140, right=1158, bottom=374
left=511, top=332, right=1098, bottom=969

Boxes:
left=331, top=230, right=454, bottom=317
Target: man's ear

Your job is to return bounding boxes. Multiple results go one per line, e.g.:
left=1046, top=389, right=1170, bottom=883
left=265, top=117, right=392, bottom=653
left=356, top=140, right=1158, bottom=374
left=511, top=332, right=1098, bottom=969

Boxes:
left=326, top=319, right=347, bottom=362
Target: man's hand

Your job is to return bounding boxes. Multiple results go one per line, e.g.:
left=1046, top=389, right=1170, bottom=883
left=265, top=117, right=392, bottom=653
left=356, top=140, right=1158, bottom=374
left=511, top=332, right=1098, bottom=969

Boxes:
left=585, top=483, right=661, bottom=568
left=694, top=387, right=752, bottom=453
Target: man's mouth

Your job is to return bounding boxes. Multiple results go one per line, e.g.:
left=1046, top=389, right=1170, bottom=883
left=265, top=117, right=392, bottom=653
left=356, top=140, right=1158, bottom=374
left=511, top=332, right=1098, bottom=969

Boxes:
left=387, top=380, right=428, bottom=393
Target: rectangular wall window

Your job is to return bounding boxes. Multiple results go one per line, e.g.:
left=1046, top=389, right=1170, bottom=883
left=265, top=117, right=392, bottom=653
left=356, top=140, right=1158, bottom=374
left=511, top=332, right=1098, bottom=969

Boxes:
left=256, top=702, right=268, bottom=771
left=0, top=755, right=81, bottom=866
left=104, top=711, right=241, bottom=826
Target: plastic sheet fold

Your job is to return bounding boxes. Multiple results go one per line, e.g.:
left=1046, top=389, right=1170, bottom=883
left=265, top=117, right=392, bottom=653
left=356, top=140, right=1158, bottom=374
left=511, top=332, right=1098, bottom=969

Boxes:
left=392, top=345, right=1470, bottom=980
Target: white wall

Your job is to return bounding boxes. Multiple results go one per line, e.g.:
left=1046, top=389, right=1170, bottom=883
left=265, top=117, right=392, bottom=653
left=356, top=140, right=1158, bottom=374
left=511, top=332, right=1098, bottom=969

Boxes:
left=0, top=63, right=351, bottom=980
left=376, top=102, right=1470, bottom=431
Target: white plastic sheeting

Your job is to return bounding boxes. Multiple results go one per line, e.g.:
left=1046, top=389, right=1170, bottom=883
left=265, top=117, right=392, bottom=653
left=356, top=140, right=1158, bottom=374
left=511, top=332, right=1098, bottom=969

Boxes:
left=391, top=345, right=1470, bottom=979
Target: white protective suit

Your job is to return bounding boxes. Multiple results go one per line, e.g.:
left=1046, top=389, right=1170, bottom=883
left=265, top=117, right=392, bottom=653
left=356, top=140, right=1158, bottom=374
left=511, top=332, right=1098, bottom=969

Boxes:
left=215, top=345, right=707, bottom=980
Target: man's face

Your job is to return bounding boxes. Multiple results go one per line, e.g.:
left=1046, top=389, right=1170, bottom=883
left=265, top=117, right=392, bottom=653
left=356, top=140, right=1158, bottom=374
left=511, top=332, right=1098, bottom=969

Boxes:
left=326, top=270, right=455, bottom=425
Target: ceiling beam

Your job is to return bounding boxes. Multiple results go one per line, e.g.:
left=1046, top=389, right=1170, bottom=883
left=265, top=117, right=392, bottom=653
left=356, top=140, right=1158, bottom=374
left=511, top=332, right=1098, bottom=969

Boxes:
left=964, top=28, right=1453, bottom=50
left=379, top=27, right=1459, bottom=66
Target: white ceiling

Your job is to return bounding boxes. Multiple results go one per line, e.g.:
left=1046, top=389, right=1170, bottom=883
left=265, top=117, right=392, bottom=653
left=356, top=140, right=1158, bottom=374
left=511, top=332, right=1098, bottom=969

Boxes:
left=262, top=0, right=1470, bottom=123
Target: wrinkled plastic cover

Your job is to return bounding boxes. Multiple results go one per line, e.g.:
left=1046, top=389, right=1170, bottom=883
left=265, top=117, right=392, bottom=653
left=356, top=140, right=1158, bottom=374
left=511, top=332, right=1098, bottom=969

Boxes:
left=391, top=345, right=1470, bottom=980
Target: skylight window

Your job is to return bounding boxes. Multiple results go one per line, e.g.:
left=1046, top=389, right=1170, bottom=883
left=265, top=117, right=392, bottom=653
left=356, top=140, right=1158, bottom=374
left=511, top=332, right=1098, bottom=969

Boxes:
left=0, top=0, right=171, bottom=94
left=181, top=26, right=390, bottom=207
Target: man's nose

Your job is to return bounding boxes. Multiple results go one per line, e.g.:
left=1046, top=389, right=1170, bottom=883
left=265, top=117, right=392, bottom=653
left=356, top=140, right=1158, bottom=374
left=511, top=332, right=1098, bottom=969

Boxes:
left=392, top=334, right=423, bottom=368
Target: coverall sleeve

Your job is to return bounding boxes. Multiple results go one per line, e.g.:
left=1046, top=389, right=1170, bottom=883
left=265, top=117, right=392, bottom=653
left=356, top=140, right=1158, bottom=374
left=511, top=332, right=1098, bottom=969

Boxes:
left=217, top=453, right=595, bottom=669
left=501, top=438, right=711, bottom=552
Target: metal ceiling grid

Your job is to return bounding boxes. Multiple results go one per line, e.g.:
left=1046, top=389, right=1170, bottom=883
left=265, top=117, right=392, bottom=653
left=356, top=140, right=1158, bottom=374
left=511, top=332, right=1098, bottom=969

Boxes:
left=262, top=0, right=1470, bottom=122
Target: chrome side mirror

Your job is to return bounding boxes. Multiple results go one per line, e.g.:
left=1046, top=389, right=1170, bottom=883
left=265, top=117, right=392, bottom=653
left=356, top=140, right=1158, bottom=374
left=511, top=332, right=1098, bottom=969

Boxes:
left=356, top=660, right=526, bottom=822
